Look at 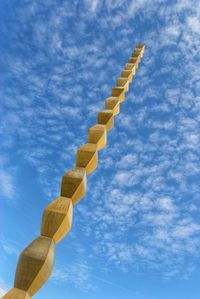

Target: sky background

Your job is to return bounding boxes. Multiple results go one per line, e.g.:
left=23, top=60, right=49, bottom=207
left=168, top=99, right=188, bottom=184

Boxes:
left=1, top=0, right=200, bottom=298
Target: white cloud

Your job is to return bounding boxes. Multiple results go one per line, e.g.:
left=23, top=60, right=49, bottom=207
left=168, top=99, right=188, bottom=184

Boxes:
left=0, top=278, right=8, bottom=298
left=0, top=239, right=19, bottom=256
left=0, top=288, right=6, bottom=298
left=128, top=0, right=151, bottom=15
left=0, top=169, right=15, bottom=200
left=187, top=16, right=200, bottom=33
left=156, top=197, right=175, bottom=211
left=116, top=153, right=138, bottom=168
left=105, top=0, right=126, bottom=9
left=172, top=222, right=200, bottom=239
left=83, top=0, right=100, bottom=13
left=52, top=262, right=96, bottom=291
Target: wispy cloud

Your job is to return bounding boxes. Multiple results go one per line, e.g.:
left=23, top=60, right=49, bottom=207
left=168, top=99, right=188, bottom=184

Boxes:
left=0, top=157, right=16, bottom=202
left=0, top=239, right=19, bottom=257
left=0, top=278, right=8, bottom=298
left=51, top=261, right=96, bottom=291
left=0, top=288, right=6, bottom=298
left=0, top=170, right=15, bottom=200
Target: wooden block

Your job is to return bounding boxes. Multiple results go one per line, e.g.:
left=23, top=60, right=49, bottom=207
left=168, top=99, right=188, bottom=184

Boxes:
left=132, top=48, right=142, bottom=56
left=76, top=143, right=98, bottom=174
left=135, top=47, right=144, bottom=56
left=129, top=57, right=137, bottom=63
left=105, top=97, right=120, bottom=116
left=136, top=43, right=145, bottom=50
left=131, top=53, right=141, bottom=68
left=98, top=109, right=114, bottom=131
left=128, top=58, right=139, bottom=69
left=121, top=70, right=133, bottom=83
left=124, top=64, right=135, bottom=78
left=88, top=124, right=107, bottom=151
left=61, top=167, right=86, bottom=205
left=125, top=63, right=136, bottom=72
left=132, top=51, right=141, bottom=58
left=41, top=197, right=72, bottom=243
left=134, top=47, right=142, bottom=53
left=112, top=87, right=125, bottom=102
left=2, top=288, right=31, bottom=299
left=117, top=78, right=129, bottom=92
left=14, top=236, right=55, bottom=296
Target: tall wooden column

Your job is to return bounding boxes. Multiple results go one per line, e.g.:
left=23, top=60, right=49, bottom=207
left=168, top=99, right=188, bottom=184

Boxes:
left=3, top=44, right=145, bottom=299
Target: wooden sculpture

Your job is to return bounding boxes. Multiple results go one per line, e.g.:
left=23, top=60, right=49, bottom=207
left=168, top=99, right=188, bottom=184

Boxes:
left=3, top=44, right=145, bottom=298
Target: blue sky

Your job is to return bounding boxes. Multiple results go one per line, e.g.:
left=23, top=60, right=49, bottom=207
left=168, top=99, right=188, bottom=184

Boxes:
left=1, top=0, right=200, bottom=298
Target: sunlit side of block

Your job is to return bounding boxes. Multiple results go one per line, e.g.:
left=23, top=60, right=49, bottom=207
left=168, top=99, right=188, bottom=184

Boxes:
left=41, top=197, right=72, bottom=243
left=105, top=97, right=120, bottom=116
left=88, top=124, right=107, bottom=151
left=76, top=143, right=98, bottom=174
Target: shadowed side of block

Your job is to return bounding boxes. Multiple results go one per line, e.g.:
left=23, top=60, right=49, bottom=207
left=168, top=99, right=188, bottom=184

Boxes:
left=112, top=87, right=125, bottom=102
left=61, top=167, right=87, bottom=205
left=14, top=236, right=55, bottom=296
left=98, top=109, right=114, bottom=131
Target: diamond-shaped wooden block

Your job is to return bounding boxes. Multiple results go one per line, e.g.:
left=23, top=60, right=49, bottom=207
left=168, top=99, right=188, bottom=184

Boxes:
left=129, top=57, right=138, bottom=64
left=88, top=124, right=107, bottom=151
left=135, top=47, right=144, bottom=57
left=2, top=288, right=31, bottom=299
left=128, top=57, right=139, bottom=69
left=131, top=53, right=141, bottom=67
left=61, top=167, right=86, bottom=205
left=98, top=109, right=114, bottom=131
left=121, top=70, right=133, bottom=83
left=76, top=143, right=98, bottom=175
left=125, top=63, right=136, bottom=72
left=14, top=236, right=55, bottom=297
left=136, top=43, right=145, bottom=50
left=125, top=64, right=136, bottom=77
left=117, top=78, right=129, bottom=92
left=105, top=97, right=120, bottom=116
left=112, top=87, right=125, bottom=102
left=132, top=51, right=141, bottom=58
left=129, top=57, right=137, bottom=63
left=41, top=197, right=72, bottom=244
left=134, top=47, right=142, bottom=53
left=133, top=48, right=142, bottom=55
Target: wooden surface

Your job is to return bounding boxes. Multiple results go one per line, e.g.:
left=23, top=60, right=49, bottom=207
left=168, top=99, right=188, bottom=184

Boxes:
left=2, top=44, right=145, bottom=299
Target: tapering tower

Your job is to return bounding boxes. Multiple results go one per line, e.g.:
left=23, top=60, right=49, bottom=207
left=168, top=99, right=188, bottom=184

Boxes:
left=3, top=44, right=145, bottom=299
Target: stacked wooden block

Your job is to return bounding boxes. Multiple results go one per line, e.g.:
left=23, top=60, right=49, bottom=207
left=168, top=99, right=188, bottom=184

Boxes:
left=3, top=44, right=145, bottom=299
